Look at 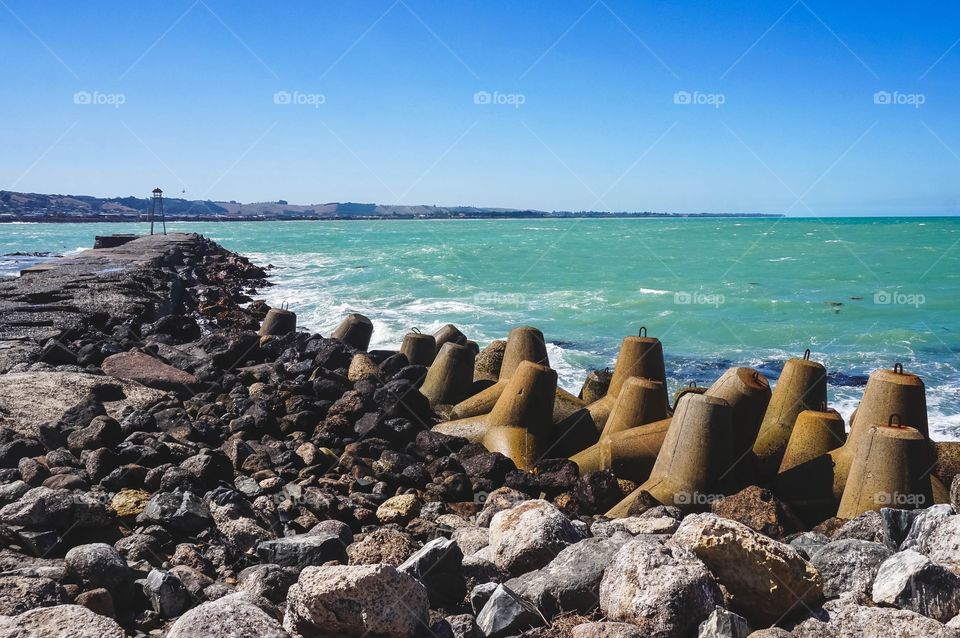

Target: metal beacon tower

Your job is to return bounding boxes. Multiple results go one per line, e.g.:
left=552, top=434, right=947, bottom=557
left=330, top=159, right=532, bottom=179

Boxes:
left=149, top=187, right=166, bottom=235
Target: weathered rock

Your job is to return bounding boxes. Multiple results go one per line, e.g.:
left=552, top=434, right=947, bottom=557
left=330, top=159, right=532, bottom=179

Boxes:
left=0, top=480, right=30, bottom=506
left=443, top=613, right=483, bottom=638
left=237, top=564, right=297, bottom=605
left=832, top=511, right=884, bottom=543
left=376, top=494, right=421, bottom=525
left=257, top=534, right=348, bottom=571
left=909, top=511, right=960, bottom=571
left=209, top=492, right=275, bottom=553
left=711, top=486, right=800, bottom=539
left=571, top=622, right=646, bottom=638
left=0, top=487, right=111, bottom=530
left=698, top=607, right=752, bottom=638
left=880, top=508, right=922, bottom=550
left=102, top=351, right=198, bottom=391
left=167, top=594, right=290, bottom=638
left=475, top=584, right=544, bottom=638
left=143, top=568, right=190, bottom=618
left=347, top=528, right=420, bottom=566
left=283, top=564, right=429, bottom=638
left=398, top=537, right=466, bottom=607
left=0, top=575, right=68, bottom=616
left=140, top=490, right=211, bottom=536
left=0, top=604, right=125, bottom=637
left=669, top=513, right=823, bottom=624
left=592, top=515, right=679, bottom=538
left=64, top=544, right=130, bottom=596
left=787, top=532, right=829, bottom=560
left=66, top=416, right=122, bottom=452
left=73, top=587, right=114, bottom=619
left=809, top=539, right=892, bottom=600
left=451, top=526, right=489, bottom=556
left=0, top=372, right=165, bottom=438
left=308, top=519, right=353, bottom=545
left=871, top=549, right=960, bottom=622
left=600, top=538, right=723, bottom=638
left=507, top=533, right=632, bottom=617
left=476, top=486, right=529, bottom=527
left=111, top=488, right=150, bottom=519
left=488, top=499, right=580, bottom=575
left=790, top=597, right=960, bottom=637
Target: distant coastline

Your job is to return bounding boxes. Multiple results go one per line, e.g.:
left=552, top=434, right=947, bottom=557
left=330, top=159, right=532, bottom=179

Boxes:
left=0, top=189, right=782, bottom=223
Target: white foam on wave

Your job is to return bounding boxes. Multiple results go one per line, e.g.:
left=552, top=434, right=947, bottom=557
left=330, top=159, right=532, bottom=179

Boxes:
left=639, top=287, right=672, bottom=295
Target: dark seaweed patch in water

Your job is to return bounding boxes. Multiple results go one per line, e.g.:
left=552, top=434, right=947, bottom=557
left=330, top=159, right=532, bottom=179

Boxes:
left=827, top=371, right=869, bottom=387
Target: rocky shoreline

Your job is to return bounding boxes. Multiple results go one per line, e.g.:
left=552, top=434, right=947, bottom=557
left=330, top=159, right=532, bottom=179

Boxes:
left=0, top=233, right=958, bottom=638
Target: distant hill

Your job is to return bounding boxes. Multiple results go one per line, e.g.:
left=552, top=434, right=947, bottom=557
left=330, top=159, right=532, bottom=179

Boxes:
left=0, top=190, right=781, bottom=222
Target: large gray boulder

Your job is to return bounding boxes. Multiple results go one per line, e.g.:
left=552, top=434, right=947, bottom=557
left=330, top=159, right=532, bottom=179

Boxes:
left=809, top=539, right=892, bottom=600
left=140, top=490, right=211, bottom=535
left=398, top=537, right=465, bottom=607
left=143, top=568, right=190, bottom=618
left=697, top=607, right=751, bottom=638
left=507, top=533, right=633, bottom=616
left=0, top=604, right=125, bottom=637
left=64, top=543, right=130, bottom=597
left=600, top=538, right=723, bottom=638
left=283, top=564, right=428, bottom=638
left=915, top=514, right=960, bottom=571
left=790, top=597, right=960, bottom=637
left=901, top=505, right=955, bottom=553
left=257, top=534, right=347, bottom=571
left=0, top=575, right=68, bottom=616
left=475, top=584, right=544, bottom=638
left=167, top=594, right=290, bottom=638
left=488, top=499, right=580, bottom=575
left=0, top=487, right=111, bottom=530
left=871, top=549, right=960, bottom=622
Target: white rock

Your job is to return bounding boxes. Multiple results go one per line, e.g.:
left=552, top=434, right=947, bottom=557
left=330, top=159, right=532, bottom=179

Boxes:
left=0, top=604, right=124, bottom=637
left=600, top=538, right=723, bottom=638
left=488, top=499, right=579, bottom=575
left=168, top=595, right=289, bottom=638
left=283, top=563, right=428, bottom=638
left=872, top=549, right=960, bottom=622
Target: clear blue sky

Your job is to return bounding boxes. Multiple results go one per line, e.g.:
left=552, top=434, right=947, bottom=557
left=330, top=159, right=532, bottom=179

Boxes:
left=1, top=1, right=958, bottom=215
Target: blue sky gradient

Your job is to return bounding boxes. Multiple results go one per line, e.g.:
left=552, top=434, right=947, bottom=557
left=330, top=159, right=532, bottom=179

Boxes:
left=1, top=1, right=958, bottom=214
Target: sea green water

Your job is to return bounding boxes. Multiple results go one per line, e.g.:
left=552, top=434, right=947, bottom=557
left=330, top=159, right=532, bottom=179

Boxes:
left=3, top=218, right=959, bottom=439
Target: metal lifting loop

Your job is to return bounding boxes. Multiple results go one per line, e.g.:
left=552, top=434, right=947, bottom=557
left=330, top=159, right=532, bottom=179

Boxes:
left=688, top=381, right=697, bottom=388
left=411, top=327, right=422, bottom=335
left=820, top=400, right=828, bottom=411
left=888, top=414, right=904, bottom=428
left=894, top=362, right=904, bottom=374
left=638, top=326, right=647, bottom=337
left=803, top=349, right=811, bottom=361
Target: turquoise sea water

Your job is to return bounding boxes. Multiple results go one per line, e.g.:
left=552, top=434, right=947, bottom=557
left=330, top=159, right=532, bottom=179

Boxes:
left=3, top=218, right=959, bottom=439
